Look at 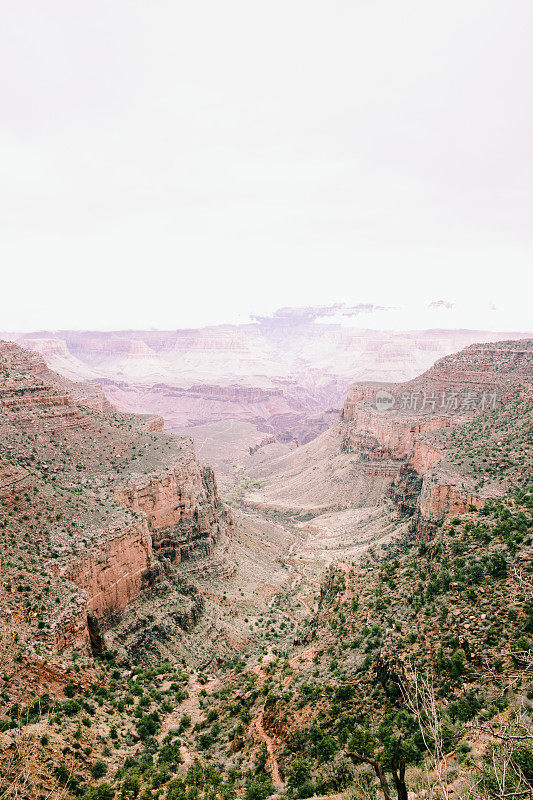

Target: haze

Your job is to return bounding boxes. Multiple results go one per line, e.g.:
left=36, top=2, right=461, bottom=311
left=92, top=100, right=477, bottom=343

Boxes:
left=1, top=1, right=532, bottom=331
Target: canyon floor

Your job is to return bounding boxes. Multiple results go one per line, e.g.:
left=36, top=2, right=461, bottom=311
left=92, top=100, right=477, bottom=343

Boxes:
left=161, top=420, right=413, bottom=668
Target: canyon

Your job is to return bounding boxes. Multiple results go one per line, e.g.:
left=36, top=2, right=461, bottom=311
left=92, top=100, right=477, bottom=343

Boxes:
left=1, top=334, right=532, bottom=800
left=5, top=313, right=530, bottom=445
left=238, top=339, right=532, bottom=558
left=2, top=335, right=530, bottom=664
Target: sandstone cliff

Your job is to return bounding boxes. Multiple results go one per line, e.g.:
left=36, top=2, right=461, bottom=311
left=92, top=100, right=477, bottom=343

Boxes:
left=114, top=455, right=233, bottom=563
left=12, top=324, right=529, bottom=444
left=338, top=340, right=533, bottom=534
left=0, top=340, right=233, bottom=655
left=54, top=519, right=154, bottom=620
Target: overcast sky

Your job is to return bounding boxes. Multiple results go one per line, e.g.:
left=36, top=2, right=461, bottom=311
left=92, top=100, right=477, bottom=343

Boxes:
left=1, top=1, right=532, bottom=332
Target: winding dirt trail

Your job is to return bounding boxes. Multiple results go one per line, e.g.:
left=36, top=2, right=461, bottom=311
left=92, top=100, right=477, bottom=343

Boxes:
left=288, top=645, right=317, bottom=669
left=285, top=531, right=321, bottom=589
left=253, top=710, right=283, bottom=788
left=259, top=528, right=315, bottom=624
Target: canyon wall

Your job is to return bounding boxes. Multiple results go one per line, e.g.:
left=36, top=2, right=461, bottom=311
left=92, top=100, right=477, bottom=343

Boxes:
left=54, top=520, right=154, bottom=621
left=339, top=340, right=533, bottom=534
left=339, top=396, right=476, bottom=531
left=114, top=460, right=234, bottom=563
left=10, top=323, right=529, bottom=444
left=0, top=340, right=234, bottom=655
left=50, top=460, right=233, bottom=654
left=55, top=459, right=234, bottom=652
left=341, top=397, right=450, bottom=460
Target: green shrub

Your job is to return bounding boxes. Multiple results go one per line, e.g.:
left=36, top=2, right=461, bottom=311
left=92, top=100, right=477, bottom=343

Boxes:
left=91, top=759, right=108, bottom=779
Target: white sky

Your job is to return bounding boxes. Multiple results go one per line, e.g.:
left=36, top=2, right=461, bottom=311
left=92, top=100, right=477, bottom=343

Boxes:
left=1, top=1, right=532, bottom=332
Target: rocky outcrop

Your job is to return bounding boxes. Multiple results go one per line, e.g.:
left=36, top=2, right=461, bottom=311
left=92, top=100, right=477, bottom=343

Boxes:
left=338, top=396, right=449, bottom=518
left=249, top=436, right=276, bottom=455
left=341, top=395, right=449, bottom=459
left=172, top=583, right=205, bottom=631
left=409, top=440, right=443, bottom=473
left=115, top=460, right=214, bottom=532
left=52, top=596, right=92, bottom=654
left=415, top=341, right=533, bottom=392
left=49, top=458, right=233, bottom=652
left=340, top=394, right=476, bottom=532
left=0, top=339, right=114, bottom=416
left=0, top=340, right=235, bottom=655
left=114, top=448, right=234, bottom=565
left=415, top=482, right=484, bottom=536
left=54, top=520, right=154, bottom=620
left=340, top=340, right=533, bottom=535
left=75, top=384, right=116, bottom=414
left=182, top=384, right=284, bottom=404
left=49, top=456, right=235, bottom=649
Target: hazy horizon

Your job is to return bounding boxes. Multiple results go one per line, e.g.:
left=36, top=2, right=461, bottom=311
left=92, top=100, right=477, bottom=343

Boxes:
left=3, top=302, right=533, bottom=336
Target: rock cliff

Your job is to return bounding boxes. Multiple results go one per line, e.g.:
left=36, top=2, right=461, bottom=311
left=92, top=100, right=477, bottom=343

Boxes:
left=10, top=323, right=529, bottom=444
left=114, top=457, right=233, bottom=562
left=338, top=339, right=533, bottom=534
left=0, top=340, right=233, bottom=655
left=54, top=519, right=154, bottom=620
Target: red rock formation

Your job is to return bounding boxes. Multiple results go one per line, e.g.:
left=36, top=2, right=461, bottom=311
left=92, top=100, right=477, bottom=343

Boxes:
left=339, top=340, right=533, bottom=532
left=0, top=340, right=234, bottom=654
left=115, top=463, right=207, bottom=532
left=114, top=452, right=233, bottom=564
left=54, top=520, right=153, bottom=620
left=409, top=441, right=443, bottom=474
left=418, top=482, right=484, bottom=532
left=340, top=401, right=450, bottom=459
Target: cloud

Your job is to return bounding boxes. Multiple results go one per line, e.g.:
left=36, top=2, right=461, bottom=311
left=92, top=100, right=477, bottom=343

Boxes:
left=251, top=304, right=396, bottom=325
left=428, top=301, right=455, bottom=311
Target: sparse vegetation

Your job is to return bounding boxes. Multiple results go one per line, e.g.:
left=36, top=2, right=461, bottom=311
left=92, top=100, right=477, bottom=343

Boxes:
left=1, top=338, right=532, bottom=800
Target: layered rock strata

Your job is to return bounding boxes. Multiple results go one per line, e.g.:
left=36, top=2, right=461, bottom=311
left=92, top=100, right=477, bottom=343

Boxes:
left=0, top=340, right=233, bottom=654
left=338, top=340, right=533, bottom=534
